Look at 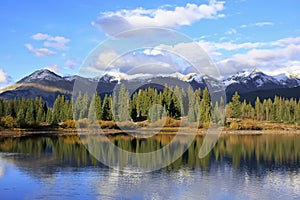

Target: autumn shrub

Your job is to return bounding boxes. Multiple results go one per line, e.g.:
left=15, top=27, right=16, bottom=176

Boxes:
left=99, top=120, right=117, bottom=129
left=137, top=121, right=149, bottom=127
left=203, top=122, right=211, bottom=129
left=229, top=121, right=239, bottom=130
left=160, top=117, right=181, bottom=127
left=240, top=119, right=262, bottom=130
left=61, top=120, right=76, bottom=129
left=0, top=116, right=17, bottom=129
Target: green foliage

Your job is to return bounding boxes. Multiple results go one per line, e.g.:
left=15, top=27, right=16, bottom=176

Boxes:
left=230, top=92, right=242, bottom=118
left=1, top=115, right=17, bottom=128
left=117, top=84, right=131, bottom=122
left=187, top=86, right=197, bottom=122
left=1, top=88, right=300, bottom=129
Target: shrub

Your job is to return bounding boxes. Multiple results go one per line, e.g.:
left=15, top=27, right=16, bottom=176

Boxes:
left=137, top=121, right=149, bottom=127
left=76, top=118, right=90, bottom=128
left=240, top=119, right=262, bottom=130
left=229, top=121, right=239, bottom=130
left=99, top=121, right=117, bottom=129
left=203, top=122, right=211, bottom=129
left=61, top=120, right=76, bottom=129
left=0, top=116, right=17, bottom=129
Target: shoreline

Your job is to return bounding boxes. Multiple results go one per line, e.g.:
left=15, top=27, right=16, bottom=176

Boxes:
left=1, top=127, right=300, bottom=137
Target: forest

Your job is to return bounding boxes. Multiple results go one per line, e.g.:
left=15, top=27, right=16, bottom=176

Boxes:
left=0, top=84, right=300, bottom=129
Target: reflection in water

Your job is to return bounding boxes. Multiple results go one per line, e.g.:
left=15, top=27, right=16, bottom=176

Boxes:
left=0, top=133, right=299, bottom=199
left=1, top=134, right=299, bottom=170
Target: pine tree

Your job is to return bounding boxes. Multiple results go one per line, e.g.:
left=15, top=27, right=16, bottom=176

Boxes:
left=202, top=88, right=211, bottom=123
left=187, top=86, right=197, bottom=122
left=102, top=95, right=112, bottom=121
left=118, top=84, right=131, bottom=122
left=17, top=108, right=26, bottom=127
left=231, top=91, right=242, bottom=118
left=88, top=93, right=101, bottom=121
left=25, top=100, right=35, bottom=125
left=255, top=97, right=262, bottom=121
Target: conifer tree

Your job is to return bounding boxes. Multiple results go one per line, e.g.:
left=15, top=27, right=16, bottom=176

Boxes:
left=102, top=95, right=113, bottom=121
left=231, top=91, right=242, bottom=118
left=187, top=86, right=197, bottom=122
left=118, top=84, right=131, bottom=122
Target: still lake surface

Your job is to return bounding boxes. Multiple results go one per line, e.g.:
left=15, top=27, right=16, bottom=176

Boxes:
left=0, top=133, right=299, bottom=200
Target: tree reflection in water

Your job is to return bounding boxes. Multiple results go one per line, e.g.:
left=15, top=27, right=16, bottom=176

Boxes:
left=0, top=133, right=299, bottom=172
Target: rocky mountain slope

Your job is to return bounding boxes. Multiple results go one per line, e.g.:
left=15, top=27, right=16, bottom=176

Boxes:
left=0, top=68, right=299, bottom=106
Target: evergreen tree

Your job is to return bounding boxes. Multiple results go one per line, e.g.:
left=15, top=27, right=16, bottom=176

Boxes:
left=187, top=86, right=197, bottom=122
left=255, top=97, right=262, bottom=121
left=102, top=95, right=113, bottom=120
left=231, top=91, right=242, bottom=118
left=25, top=100, right=35, bottom=125
left=17, top=108, right=26, bottom=127
left=118, top=84, right=131, bottom=122
left=88, top=93, right=101, bottom=121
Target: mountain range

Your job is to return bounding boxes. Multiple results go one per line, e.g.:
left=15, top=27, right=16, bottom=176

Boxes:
left=0, top=68, right=300, bottom=106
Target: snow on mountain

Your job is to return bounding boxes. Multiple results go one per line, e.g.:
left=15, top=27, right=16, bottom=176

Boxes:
left=223, top=71, right=250, bottom=86
left=224, top=68, right=300, bottom=89
left=15, top=68, right=300, bottom=91
left=18, top=69, right=64, bottom=83
left=95, top=72, right=202, bottom=83
left=98, top=72, right=154, bottom=83
left=224, top=68, right=277, bottom=87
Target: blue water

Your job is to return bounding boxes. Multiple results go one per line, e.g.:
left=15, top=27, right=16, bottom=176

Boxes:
left=0, top=134, right=299, bottom=200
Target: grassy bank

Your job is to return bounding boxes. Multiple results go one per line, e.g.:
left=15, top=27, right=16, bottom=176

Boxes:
left=1, top=117, right=300, bottom=136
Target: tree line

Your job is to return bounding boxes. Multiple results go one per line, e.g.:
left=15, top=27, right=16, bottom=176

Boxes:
left=0, top=84, right=300, bottom=129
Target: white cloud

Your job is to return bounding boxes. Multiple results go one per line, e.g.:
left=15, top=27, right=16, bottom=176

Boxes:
left=198, top=40, right=262, bottom=52
left=86, top=48, right=186, bottom=76
left=30, top=33, right=70, bottom=50
left=240, top=21, right=274, bottom=28
left=145, top=36, right=300, bottom=77
left=44, top=65, right=59, bottom=73
left=217, top=44, right=300, bottom=76
left=271, top=37, right=300, bottom=46
left=65, top=58, right=81, bottom=69
left=92, top=0, right=225, bottom=35
left=197, top=36, right=300, bottom=55
left=225, top=28, right=237, bottom=35
left=0, top=68, right=10, bottom=84
left=31, top=33, right=50, bottom=40
left=25, top=44, right=56, bottom=56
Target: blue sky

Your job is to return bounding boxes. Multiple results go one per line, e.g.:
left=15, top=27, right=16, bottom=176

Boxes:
left=0, top=0, right=299, bottom=88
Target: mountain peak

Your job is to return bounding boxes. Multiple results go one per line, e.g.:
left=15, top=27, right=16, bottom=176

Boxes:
left=252, top=68, right=262, bottom=74
left=18, top=69, right=63, bottom=83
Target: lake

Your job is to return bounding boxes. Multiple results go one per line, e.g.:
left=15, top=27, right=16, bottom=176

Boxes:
left=0, top=133, right=299, bottom=199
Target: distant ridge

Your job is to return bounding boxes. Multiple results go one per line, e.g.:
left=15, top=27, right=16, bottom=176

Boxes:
left=0, top=68, right=300, bottom=106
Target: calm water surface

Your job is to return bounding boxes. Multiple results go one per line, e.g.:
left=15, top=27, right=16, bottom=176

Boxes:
left=0, top=133, right=299, bottom=200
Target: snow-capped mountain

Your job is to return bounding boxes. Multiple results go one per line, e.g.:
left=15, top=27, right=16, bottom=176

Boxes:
left=224, top=68, right=300, bottom=91
left=1, top=68, right=300, bottom=105
left=18, top=69, right=64, bottom=83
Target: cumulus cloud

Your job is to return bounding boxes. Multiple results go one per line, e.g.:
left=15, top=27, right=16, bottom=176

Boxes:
left=25, top=44, right=56, bottom=56
left=198, top=40, right=262, bottom=52
left=92, top=0, right=225, bottom=35
left=240, top=21, right=274, bottom=28
left=141, top=36, right=300, bottom=77
left=197, top=36, right=300, bottom=55
left=85, top=48, right=187, bottom=76
left=218, top=44, right=300, bottom=76
left=31, top=33, right=70, bottom=50
left=0, top=68, right=11, bottom=84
